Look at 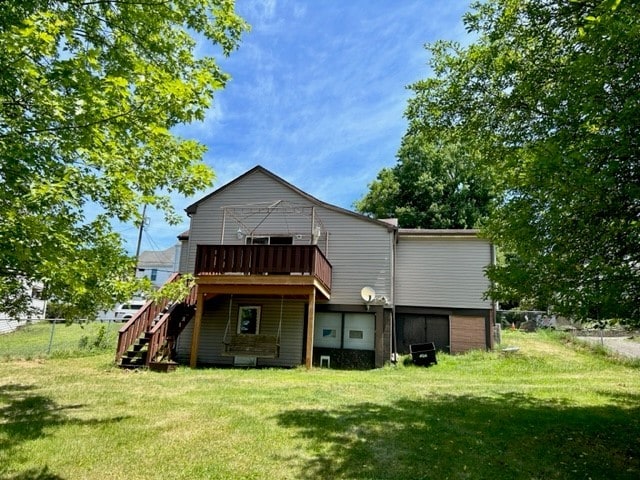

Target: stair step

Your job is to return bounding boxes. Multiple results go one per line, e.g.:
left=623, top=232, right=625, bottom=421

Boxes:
left=120, top=357, right=145, bottom=366
left=119, top=363, right=142, bottom=369
left=131, top=342, right=148, bottom=352
left=126, top=350, right=146, bottom=359
left=124, top=349, right=147, bottom=358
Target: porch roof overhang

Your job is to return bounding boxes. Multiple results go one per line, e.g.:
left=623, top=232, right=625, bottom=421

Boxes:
left=195, top=274, right=331, bottom=301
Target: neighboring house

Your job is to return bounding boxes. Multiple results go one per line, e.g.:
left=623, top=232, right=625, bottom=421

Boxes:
left=0, top=281, right=47, bottom=322
left=0, top=281, right=47, bottom=335
left=136, top=246, right=179, bottom=289
left=98, top=246, right=180, bottom=320
left=116, top=166, right=495, bottom=369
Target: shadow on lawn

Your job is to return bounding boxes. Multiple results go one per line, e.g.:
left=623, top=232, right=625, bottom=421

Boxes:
left=0, top=467, right=64, bottom=480
left=0, top=384, right=128, bottom=479
left=276, top=392, right=640, bottom=480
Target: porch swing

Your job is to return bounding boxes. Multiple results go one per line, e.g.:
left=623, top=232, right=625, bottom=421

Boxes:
left=221, top=296, right=282, bottom=358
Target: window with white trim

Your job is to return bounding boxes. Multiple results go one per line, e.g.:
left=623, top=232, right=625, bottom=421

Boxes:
left=237, top=306, right=261, bottom=335
left=246, top=236, right=293, bottom=245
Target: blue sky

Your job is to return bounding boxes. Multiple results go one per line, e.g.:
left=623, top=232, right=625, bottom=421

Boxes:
left=123, top=0, right=473, bottom=253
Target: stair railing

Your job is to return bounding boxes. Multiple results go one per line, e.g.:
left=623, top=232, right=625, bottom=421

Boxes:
left=146, top=308, right=172, bottom=365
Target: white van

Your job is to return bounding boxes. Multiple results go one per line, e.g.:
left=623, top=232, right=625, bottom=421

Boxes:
left=114, top=301, right=145, bottom=321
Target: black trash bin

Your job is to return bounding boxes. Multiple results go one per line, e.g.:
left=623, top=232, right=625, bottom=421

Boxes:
left=409, top=342, right=437, bottom=366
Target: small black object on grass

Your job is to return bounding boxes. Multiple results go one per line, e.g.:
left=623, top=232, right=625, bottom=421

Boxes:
left=409, top=342, right=437, bottom=366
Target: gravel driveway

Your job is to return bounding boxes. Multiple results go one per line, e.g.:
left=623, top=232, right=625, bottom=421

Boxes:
left=577, top=335, right=640, bottom=359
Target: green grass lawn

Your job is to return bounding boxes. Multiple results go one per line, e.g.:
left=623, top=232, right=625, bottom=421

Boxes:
left=0, top=321, right=120, bottom=360
left=1, top=329, right=638, bottom=479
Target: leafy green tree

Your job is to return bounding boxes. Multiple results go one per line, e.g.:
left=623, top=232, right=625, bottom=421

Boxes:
left=354, top=168, right=398, bottom=222
left=356, top=137, right=493, bottom=229
left=404, top=0, right=639, bottom=323
left=0, top=0, right=248, bottom=318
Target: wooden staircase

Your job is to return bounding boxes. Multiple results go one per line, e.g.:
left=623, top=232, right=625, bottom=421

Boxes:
left=116, top=273, right=197, bottom=369
left=119, top=334, right=151, bottom=368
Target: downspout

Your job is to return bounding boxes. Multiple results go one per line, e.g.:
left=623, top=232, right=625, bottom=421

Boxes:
left=490, top=241, right=498, bottom=348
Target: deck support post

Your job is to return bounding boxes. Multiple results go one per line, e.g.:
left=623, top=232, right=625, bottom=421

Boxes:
left=189, top=291, right=205, bottom=368
left=305, top=288, right=316, bottom=369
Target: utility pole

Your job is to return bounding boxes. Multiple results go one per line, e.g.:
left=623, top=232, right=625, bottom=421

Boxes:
left=134, top=204, right=147, bottom=274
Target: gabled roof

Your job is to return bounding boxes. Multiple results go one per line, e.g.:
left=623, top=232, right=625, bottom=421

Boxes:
left=137, top=246, right=176, bottom=268
left=185, top=165, right=396, bottom=231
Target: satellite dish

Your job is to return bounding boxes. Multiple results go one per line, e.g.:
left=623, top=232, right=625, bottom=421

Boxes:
left=360, top=286, right=376, bottom=303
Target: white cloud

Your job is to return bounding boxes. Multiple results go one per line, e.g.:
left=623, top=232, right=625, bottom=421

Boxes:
left=118, top=1, right=476, bottom=251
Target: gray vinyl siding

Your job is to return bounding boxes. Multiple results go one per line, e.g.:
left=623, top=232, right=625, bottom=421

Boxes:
left=176, top=296, right=306, bottom=367
left=178, top=239, right=189, bottom=273
left=395, top=236, right=492, bottom=309
left=320, top=209, right=392, bottom=304
left=175, top=319, right=195, bottom=364
left=185, top=171, right=320, bottom=273
left=184, top=169, right=394, bottom=305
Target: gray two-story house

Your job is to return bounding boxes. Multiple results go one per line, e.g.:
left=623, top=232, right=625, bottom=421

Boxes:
left=116, top=166, right=495, bottom=369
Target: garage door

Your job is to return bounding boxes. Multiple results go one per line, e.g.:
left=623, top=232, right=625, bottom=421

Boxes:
left=450, top=316, right=486, bottom=354
left=396, top=314, right=449, bottom=354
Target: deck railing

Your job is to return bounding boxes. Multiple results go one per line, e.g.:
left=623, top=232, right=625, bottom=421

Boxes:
left=195, top=245, right=332, bottom=291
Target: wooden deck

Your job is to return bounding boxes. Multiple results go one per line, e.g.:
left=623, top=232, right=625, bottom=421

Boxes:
left=194, top=245, right=332, bottom=298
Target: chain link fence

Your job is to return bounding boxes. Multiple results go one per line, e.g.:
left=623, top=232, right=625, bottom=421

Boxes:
left=0, top=319, right=122, bottom=359
left=497, top=310, right=638, bottom=337
left=497, top=310, right=560, bottom=329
